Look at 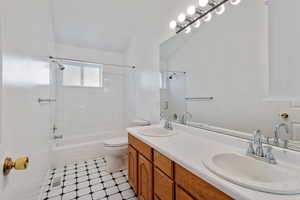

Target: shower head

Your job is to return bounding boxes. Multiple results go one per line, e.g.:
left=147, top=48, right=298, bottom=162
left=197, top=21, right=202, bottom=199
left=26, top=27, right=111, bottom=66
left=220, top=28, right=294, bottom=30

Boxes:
left=169, top=73, right=176, bottom=80
left=58, top=63, right=65, bottom=71
left=53, top=61, right=65, bottom=71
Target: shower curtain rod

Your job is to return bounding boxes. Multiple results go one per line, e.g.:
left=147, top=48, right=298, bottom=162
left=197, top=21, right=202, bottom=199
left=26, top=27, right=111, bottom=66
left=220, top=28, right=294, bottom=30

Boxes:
left=49, top=56, right=136, bottom=69
left=164, top=70, right=186, bottom=74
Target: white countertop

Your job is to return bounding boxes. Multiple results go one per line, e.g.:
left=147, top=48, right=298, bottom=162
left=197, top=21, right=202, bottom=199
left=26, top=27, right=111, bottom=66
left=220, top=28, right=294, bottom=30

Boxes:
left=127, top=123, right=300, bottom=200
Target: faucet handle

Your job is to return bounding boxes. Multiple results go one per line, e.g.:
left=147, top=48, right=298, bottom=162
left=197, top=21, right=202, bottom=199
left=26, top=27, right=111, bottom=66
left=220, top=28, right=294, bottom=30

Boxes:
left=253, top=129, right=263, bottom=144
left=246, top=142, right=255, bottom=155
left=265, top=136, right=270, bottom=145
left=164, top=118, right=173, bottom=130
left=264, top=146, right=277, bottom=164
left=254, top=129, right=262, bottom=137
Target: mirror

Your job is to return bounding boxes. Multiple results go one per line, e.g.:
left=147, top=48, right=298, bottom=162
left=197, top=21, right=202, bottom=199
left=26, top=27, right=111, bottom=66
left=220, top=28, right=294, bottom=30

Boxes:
left=160, top=0, right=300, bottom=151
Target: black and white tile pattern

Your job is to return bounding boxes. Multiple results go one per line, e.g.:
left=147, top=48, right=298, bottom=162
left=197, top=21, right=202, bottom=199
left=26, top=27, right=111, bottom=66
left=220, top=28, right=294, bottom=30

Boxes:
left=41, top=157, right=137, bottom=200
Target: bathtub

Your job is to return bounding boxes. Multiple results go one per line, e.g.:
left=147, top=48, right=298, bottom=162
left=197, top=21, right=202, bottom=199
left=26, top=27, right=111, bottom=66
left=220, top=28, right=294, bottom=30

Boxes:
left=51, top=130, right=127, bottom=168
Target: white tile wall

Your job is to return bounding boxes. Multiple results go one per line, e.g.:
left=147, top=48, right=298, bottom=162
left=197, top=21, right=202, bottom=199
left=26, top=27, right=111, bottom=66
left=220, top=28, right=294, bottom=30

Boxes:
left=54, top=70, right=135, bottom=138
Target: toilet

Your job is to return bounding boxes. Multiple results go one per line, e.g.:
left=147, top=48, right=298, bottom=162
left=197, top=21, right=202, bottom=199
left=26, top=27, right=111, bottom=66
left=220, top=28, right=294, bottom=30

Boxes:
left=104, top=119, right=150, bottom=172
left=104, top=137, right=128, bottom=172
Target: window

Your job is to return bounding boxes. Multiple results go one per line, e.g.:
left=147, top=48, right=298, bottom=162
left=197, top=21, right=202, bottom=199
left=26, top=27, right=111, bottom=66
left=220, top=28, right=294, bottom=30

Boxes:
left=63, top=65, right=81, bottom=86
left=83, top=66, right=102, bottom=87
left=62, top=63, right=103, bottom=88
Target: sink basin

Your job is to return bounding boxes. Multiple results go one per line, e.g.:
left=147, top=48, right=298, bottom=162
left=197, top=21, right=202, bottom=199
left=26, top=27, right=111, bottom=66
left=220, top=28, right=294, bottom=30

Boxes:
left=203, top=153, right=300, bottom=194
left=139, top=127, right=176, bottom=137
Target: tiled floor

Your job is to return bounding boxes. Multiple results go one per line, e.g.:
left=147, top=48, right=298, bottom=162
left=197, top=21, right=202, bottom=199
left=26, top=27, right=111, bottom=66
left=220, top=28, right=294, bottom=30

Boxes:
left=41, top=157, right=137, bottom=200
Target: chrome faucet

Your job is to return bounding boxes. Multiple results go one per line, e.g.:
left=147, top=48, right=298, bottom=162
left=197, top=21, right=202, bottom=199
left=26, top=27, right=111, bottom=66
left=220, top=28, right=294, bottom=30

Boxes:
left=53, top=134, right=63, bottom=140
left=246, top=129, right=276, bottom=164
left=164, top=119, right=173, bottom=130
left=273, top=123, right=289, bottom=148
left=180, top=112, right=192, bottom=125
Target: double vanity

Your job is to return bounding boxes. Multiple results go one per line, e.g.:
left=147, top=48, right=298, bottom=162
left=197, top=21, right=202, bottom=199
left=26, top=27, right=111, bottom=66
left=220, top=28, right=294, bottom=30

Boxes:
left=127, top=123, right=300, bottom=200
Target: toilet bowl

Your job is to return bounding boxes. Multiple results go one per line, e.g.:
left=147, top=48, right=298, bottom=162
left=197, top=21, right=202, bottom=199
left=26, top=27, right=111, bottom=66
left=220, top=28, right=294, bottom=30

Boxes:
left=104, top=137, right=128, bottom=172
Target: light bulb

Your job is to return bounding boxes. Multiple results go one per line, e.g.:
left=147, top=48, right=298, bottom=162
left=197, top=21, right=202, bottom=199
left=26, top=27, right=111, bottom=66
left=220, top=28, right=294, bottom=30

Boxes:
left=187, top=5, right=196, bottom=16
left=185, top=26, right=191, bottom=34
left=215, top=4, right=225, bottom=15
left=194, top=20, right=201, bottom=28
left=177, top=13, right=186, bottom=23
left=230, top=0, right=241, bottom=5
left=199, top=0, right=209, bottom=7
left=203, top=13, right=212, bottom=22
left=169, top=21, right=177, bottom=30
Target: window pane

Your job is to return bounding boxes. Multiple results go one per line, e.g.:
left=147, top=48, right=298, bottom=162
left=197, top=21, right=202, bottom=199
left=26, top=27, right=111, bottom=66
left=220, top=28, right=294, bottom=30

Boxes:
left=63, top=65, right=81, bottom=86
left=83, top=66, right=102, bottom=87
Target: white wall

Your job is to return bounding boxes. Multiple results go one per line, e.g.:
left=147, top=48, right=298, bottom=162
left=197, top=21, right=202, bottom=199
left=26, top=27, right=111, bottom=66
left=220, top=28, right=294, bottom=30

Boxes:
left=124, top=0, right=221, bottom=124
left=0, top=11, right=4, bottom=198
left=269, top=0, right=300, bottom=98
left=161, top=0, right=294, bottom=137
left=165, top=73, right=186, bottom=121
left=0, top=0, right=55, bottom=199
left=55, top=44, right=126, bottom=65
left=124, top=0, right=175, bottom=124
left=268, top=0, right=300, bottom=140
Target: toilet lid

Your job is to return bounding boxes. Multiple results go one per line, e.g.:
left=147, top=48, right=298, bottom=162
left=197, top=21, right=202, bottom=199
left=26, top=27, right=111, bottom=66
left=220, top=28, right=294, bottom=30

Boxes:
left=103, top=137, right=128, bottom=147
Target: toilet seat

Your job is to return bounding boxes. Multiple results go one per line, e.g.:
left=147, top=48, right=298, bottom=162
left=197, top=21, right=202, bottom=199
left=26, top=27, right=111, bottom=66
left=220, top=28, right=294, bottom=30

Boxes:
left=103, top=137, right=128, bottom=147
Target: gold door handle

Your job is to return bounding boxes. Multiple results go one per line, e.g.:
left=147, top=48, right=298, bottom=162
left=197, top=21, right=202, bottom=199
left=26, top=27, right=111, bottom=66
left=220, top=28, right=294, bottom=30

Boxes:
left=3, top=157, right=29, bottom=176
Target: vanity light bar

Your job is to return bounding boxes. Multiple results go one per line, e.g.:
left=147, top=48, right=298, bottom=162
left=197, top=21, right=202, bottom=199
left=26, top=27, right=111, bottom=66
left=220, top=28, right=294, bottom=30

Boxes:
left=169, top=0, right=242, bottom=34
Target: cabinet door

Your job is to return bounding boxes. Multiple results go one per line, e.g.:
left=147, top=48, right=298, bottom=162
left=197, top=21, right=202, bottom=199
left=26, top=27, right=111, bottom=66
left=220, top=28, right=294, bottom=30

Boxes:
left=138, top=154, right=153, bottom=200
left=128, top=145, right=138, bottom=193
left=154, top=167, right=174, bottom=200
left=176, top=185, right=195, bottom=200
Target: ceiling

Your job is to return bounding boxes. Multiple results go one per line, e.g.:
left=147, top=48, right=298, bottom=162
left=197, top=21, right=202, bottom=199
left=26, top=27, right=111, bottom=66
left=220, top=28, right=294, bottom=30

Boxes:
left=50, top=0, right=141, bottom=53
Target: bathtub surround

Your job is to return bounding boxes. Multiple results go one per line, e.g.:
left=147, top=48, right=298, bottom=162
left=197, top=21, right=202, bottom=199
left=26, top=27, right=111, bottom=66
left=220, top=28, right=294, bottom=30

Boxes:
left=41, top=157, right=136, bottom=200
left=52, top=132, right=124, bottom=168
left=54, top=67, right=135, bottom=138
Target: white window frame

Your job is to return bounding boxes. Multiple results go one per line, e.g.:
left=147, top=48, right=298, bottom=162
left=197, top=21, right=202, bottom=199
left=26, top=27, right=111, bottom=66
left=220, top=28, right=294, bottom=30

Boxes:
left=61, top=63, right=103, bottom=88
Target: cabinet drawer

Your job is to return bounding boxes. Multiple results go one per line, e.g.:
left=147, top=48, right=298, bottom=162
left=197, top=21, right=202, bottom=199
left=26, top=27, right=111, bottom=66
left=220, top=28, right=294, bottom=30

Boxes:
left=175, top=164, right=233, bottom=200
left=176, top=185, right=196, bottom=200
left=154, top=150, right=173, bottom=178
left=129, top=134, right=152, bottom=161
left=154, top=167, right=174, bottom=200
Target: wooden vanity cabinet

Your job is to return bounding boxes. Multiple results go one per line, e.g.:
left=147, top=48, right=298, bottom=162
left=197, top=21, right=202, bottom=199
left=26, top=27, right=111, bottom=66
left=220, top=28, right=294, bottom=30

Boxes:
left=154, top=167, right=174, bottom=200
left=128, top=134, right=153, bottom=200
left=138, top=154, right=153, bottom=200
left=128, top=145, right=138, bottom=193
left=128, top=134, right=234, bottom=200
left=176, top=185, right=196, bottom=200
